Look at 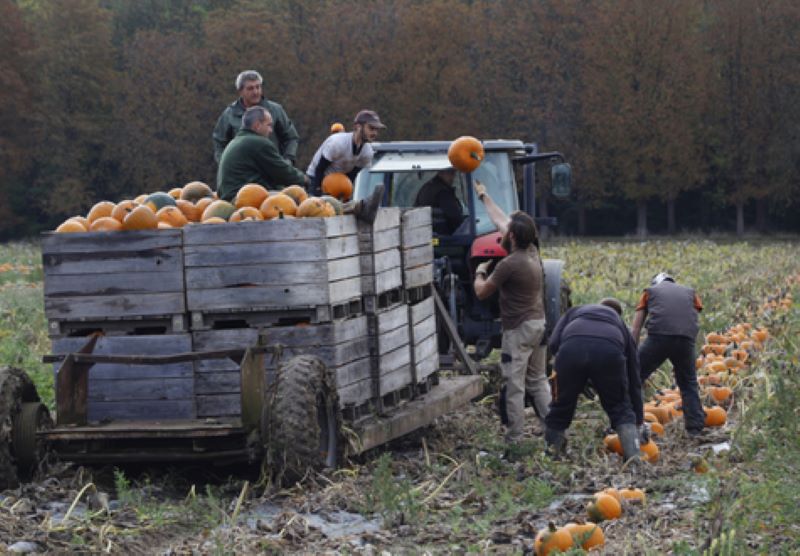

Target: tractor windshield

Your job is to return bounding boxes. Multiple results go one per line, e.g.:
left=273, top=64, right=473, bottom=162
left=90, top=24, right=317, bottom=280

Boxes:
left=354, top=151, right=518, bottom=236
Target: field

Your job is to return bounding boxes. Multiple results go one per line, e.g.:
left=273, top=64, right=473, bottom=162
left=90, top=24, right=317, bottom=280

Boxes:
left=1, top=237, right=799, bottom=554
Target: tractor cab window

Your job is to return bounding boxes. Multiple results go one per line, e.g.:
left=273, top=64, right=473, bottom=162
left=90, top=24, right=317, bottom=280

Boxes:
left=354, top=151, right=518, bottom=237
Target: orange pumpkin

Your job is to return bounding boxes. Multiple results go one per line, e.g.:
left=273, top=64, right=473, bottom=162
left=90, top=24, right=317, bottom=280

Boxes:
left=156, top=206, right=189, bottom=228
left=708, top=386, right=732, bottom=403
left=229, top=206, right=264, bottom=222
left=67, top=216, right=90, bottom=229
left=157, top=221, right=174, bottom=229
left=598, top=487, right=622, bottom=503
left=234, top=183, right=269, bottom=209
left=168, top=187, right=183, bottom=199
left=447, top=136, right=484, bottom=173
left=586, top=493, right=622, bottom=523
left=281, top=184, right=309, bottom=206
left=111, top=200, right=139, bottom=223
left=603, top=434, right=623, bottom=455
left=202, top=216, right=227, bottom=224
left=752, top=328, right=769, bottom=342
left=297, top=197, right=327, bottom=217
left=201, top=200, right=236, bottom=222
left=176, top=199, right=202, bottom=222
left=260, top=193, right=298, bottom=219
left=619, top=488, right=646, bottom=503
left=86, top=201, right=116, bottom=223
left=322, top=172, right=353, bottom=201
left=649, top=421, right=665, bottom=436
left=123, top=205, right=158, bottom=230
left=181, top=181, right=213, bottom=202
left=55, top=220, right=87, bottom=233
left=564, top=522, right=605, bottom=550
left=133, top=193, right=148, bottom=205
left=704, top=406, right=727, bottom=427
left=640, top=440, right=660, bottom=463
left=330, top=122, right=345, bottom=133
left=533, top=523, right=573, bottom=556
left=89, top=216, right=123, bottom=232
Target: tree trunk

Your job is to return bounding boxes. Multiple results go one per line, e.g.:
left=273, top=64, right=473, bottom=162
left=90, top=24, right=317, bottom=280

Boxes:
left=578, top=205, right=587, bottom=235
left=667, top=198, right=676, bottom=235
left=736, top=201, right=745, bottom=236
left=539, top=194, right=550, bottom=239
left=636, top=199, right=648, bottom=238
left=755, top=199, right=767, bottom=233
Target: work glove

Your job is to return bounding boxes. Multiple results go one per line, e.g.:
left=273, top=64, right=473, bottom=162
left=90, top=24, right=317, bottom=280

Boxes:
left=474, top=180, right=487, bottom=200
left=475, top=261, right=491, bottom=276
left=639, top=423, right=651, bottom=444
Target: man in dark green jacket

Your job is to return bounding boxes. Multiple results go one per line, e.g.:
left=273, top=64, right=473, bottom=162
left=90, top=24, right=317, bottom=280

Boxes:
left=213, top=70, right=300, bottom=165
left=216, top=107, right=308, bottom=202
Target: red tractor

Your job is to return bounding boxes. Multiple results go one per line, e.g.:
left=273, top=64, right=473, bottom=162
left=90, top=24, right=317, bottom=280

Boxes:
left=353, top=139, right=572, bottom=360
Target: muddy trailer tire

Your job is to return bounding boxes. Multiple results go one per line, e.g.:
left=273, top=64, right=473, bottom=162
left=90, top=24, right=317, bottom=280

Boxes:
left=266, top=355, right=340, bottom=483
left=0, top=367, right=48, bottom=490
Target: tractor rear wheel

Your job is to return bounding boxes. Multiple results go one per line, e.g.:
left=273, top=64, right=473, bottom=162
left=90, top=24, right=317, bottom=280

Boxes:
left=0, top=367, right=48, bottom=490
left=266, top=355, right=340, bottom=483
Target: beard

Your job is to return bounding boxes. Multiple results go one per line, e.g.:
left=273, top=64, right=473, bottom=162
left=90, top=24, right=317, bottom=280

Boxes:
left=501, top=235, right=512, bottom=252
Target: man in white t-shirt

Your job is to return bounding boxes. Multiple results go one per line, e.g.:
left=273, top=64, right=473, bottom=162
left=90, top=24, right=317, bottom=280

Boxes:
left=307, top=110, right=386, bottom=195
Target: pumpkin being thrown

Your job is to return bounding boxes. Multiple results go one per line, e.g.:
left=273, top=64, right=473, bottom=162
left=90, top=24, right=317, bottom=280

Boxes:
left=322, top=172, right=353, bottom=201
left=448, top=136, right=484, bottom=173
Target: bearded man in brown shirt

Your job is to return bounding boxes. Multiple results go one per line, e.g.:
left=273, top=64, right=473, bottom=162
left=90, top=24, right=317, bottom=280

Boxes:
left=473, top=182, right=550, bottom=448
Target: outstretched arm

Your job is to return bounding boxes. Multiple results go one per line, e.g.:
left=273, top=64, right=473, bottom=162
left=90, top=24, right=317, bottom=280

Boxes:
left=474, top=180, right=510, bottom=234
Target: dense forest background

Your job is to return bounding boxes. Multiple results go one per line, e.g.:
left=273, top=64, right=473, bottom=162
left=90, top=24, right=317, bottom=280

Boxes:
left=1, top=0, right=798, bottom=239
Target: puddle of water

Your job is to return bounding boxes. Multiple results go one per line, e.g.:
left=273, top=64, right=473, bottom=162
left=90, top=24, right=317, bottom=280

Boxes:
left=242, top=502, right=382, bottom=539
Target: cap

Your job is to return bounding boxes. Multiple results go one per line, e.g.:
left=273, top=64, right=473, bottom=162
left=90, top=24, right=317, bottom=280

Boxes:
left=354, top=110, right=386, bottom=129
left=651, top=272, right=674, bottom=286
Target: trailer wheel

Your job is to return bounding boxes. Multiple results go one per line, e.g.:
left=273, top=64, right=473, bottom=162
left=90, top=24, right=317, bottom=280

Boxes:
left=0, top=367, right=44, bottom=490
left=267, top=355, right=340, bottom=483
left=13, top=402, right=52, bottom=480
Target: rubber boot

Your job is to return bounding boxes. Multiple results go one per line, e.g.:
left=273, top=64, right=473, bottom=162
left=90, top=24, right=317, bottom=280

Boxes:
left=616, top=423, right=641, bottom=462
left=348, top=184, right=384, bottom=224
left=544, top=427, right=567, bottom=457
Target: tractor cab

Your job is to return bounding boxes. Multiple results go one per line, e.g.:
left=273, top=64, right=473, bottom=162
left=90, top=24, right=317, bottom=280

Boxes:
left=353, top=140, right=572, bottom=360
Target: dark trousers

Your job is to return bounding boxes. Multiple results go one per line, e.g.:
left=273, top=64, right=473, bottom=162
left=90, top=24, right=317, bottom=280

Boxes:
left=639, top=334, right=705, bottom=433
left=545, top=337, right=636, bottom=431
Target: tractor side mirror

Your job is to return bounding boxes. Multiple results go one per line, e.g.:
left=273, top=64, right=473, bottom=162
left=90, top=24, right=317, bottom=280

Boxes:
left=551, top=163, right=571, bottom=198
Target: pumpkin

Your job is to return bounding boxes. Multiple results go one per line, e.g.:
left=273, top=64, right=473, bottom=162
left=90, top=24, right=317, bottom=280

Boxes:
left=603, top=434, right=623, bottom=455
left=55, top=220, right=87, bottom=233
left=731, top=349, right=748, bottom=362
left=67, top=216, right=90, bottom=229
left=144, top=192, right=177, bottom=213
left=598, top=487, right=622, bottom=503
left=708, top=386, right=732, bottom=403
left=619, top=488, right=646, bottom=503
left=297, top=197, right=327, bottom=218
left=640, top=440, right=660, bottom=463
left=696, top=356, right=705, bottom=369
left=229, top=206, right=264, bottom=222
left=321, top=195, right=344, bottom=215
left=202, top=216, right=227, bottom=224
left=234, top=183, right=269, bottom=209
left=156, top=206, right=189, bottom=228
left=564, top=522, right=605, bottom=550
left=176, top=199, right=202, bottom=222
left=649, top=421, right=665, bottom=436
left=123, top=205, right=158, bottom=230
left=586, top=493, right=622, bottom=523
left=201, top=200, right=236, bottom=222
left=180, top=181, right=213, bottom=202
left=330, top=122, right=344, bottom=133
left=133, top=193, right=148, bottom=205
left=89, top=216, right=123, bottom=232
left=322, top=172, right=353, bottom=201
left=691, top=456, right=710, bottom=474
left=643, top=412, right=659, bottom=424
left=533, top=522, right=573, bottom=556
left=752, top=328, right=769, bottom=342
left=281, top=184, right=309, bottom=206
left=260, top=193, right=298, bottom=219
left=644, top=403, right=673, bottom=424
left=447, top=135, right=484, bottom=173
left=739, top=340, right=754, bottom=351
left=157, top=221, right=173, bottom=229
left=111, top=200, right=139, bottom=223
left=168, top=187, right=183, bottom=199
left=705, top=332, right=727, bottom=344
left=86, top=201, right=116, bottom=223
left=704, top=406, right=727, bottom=427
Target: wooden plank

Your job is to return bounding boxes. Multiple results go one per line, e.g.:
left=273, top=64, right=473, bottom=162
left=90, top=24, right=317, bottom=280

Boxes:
left=41, top=229, right=181, bottom=255
left=401, top=207, right=432, bottom=230
left=410, top=297, right=435, bottom=326
left=410, top=314, right=437, bottom=345
left=194, top=371, right=241, bottom=394
left=337, top=378, right=373, bottom=407
left=364, top=208, right=400, bottom=232
left=44, top=270, right=184, bottom=297
left=379, top=364, right=414, bottom=393
left=403, top=264, right=433, bottom=289
left=362, top=267, right=402, bottom=295
left=401, top=226, right=433, bottom=248
left=182, top=216, right=357, bottom=245
left=378, top=343, right=411, bottom=374
left=88, top=378, right=193, bottom=402
left=362, top=228, right=400, bottom=252
left=183, top=235, right=359, bottom=267
left=333, top=357, right=373, bottom=388
left=196, top=394, right=241, bottom=418
left=45, top=292, right=186, bottom=320
left=377, top=304, right=409, bottom=333
left=433, top=290, right=478, bottom=375
left=376, top=325, right=410, bottom=355
left=415, top=352, right=439, bottom=380
left=401, top=243, right=434, bottom=268
left=43, top=248, right=183, bottom=276
left=359, top=249, right=401, bottom=275
left=414, top=333, right=438, bottom=363
left=186, top=259, right=360, bottom=289
left=88, top=400, right=194, bottom=421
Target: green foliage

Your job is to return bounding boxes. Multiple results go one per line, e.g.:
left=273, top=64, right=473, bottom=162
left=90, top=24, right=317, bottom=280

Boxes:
left=363, top=453, right=424, bottom=526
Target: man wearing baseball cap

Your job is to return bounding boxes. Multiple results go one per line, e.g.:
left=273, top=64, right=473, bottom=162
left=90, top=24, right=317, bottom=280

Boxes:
left=306, top=109, right=386, bottom=196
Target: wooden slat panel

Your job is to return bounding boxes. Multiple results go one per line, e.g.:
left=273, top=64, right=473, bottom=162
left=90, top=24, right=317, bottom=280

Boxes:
left=44, top=270, right=184, bottom=297
left=362, top=267, right=403, bottom=295
left=186, top=278, right=361, bottom=311
left=88, top=378, right=193, bottom=402
left=377, top=325, right=410, bottom=355
left=182, top=216, right=357, bottom=245
left=401, top=207, right=432, bottom=231
left=415, top=352, right=439, bottom=381
left=43, top=248, right=183, bottom=277
left=379, top=364, right=414, bottom=393
left=184, top=235, right=359, bottom=267
left=403, top=264, right=433, bottom=289
left=410, top=297, right=435, bottom=325
left=411, top=314, right=437, bottom=345
left=378, top=304, right=409, bottom=333
left=45, top=292, right=186, bottom=320
left=378, top=343, right=411, bottom=374
left=366, top=228, right=401, bottom=252
left=402, top=243, right=434, bottom=268
left=333, top=357, right=373, bottom=388
left=41, top=230, right=181, bottom=255
left=89, top=400, right=194, bottom=421
left=369, top=208, right=401, bottom=232
left=194, top=371, right=241, bottom=394
left=414, top=333, right=438, bottom=363
left=401, top=226, right=433, bottom=248
left=196, top=394, right=241, bottom=418
left=337, top=378, right=373, bottom=407
left=359, top=249, right=401, bottom=275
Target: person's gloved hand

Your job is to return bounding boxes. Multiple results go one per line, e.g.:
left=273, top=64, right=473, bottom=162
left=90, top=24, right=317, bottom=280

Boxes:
left=474, top=180, right=487, bottom=200
left=639, top=423, right=651, bottom=444
left=475, top=261, right=491, bottom=276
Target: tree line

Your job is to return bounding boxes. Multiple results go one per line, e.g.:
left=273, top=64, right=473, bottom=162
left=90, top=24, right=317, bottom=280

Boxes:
left=1, top=0, right=798, bottom=239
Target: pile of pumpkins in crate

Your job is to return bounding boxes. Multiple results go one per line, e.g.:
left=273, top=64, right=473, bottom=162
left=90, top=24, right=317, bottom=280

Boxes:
left=54, top=174, right=354, bottom=233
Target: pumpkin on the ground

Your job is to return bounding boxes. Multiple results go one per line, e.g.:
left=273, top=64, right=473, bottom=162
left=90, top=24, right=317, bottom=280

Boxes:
left=448, top=136, right=484, bottom=173
left=235, top=183, right=269, bottom=209
left=322, top=173, right=353, bottom=201
left=260, top=194, right=297, bottom=219
left=704, top=406, right=727, bottom=427
left=640, top=439, right=660, bottom=463
left=564, top=522, right=605, bottom=550
left=533, top=522, right=573, bottom=556
left=619, top=488, right=646, bottom=503
left=586, top=493, right=622, bottom=522
left=603, top=434, right=622, bottom=455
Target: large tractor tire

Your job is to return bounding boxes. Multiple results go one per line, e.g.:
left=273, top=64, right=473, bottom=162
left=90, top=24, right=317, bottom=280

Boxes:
left=542, top=259, right=572, bottom=337
left=265, top=355, right=340, bottom=483
left=0, top=367, right=51, bottom=490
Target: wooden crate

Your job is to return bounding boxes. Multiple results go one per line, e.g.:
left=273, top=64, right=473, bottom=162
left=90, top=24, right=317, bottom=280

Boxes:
left=408, top=296, right=439, bottom=385
left=368, top=303, right=413, bottom=406
left=183, top=217, right=362, bottom=327
left=358, top=208, right=402, bottom=302
left=400, top=207, right=434, bottom=291
left=50, top=334, right=194, bottom=422
left=191, top=316, right=372, bottom=417
left=41, top=230, right=186, bottom=337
